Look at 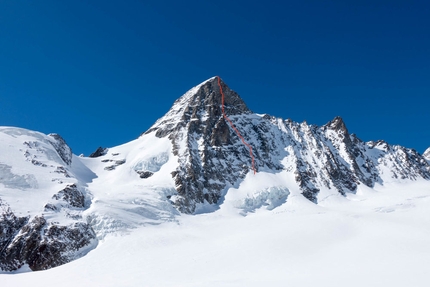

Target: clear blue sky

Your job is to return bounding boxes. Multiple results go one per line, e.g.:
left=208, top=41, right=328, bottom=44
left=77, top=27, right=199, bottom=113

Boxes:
left=1, top=0, right=429, bottom=155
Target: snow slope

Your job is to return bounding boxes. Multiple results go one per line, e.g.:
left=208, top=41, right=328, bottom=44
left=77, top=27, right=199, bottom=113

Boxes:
left=2, top=178, right=430, bottom=286
left=78, top=132, right=180, bottom=238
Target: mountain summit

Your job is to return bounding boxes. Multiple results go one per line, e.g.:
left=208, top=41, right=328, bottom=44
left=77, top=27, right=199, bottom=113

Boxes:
left=139, top=77, right=430, bottom=212
left=146, top=76, right=251, bottom=138
left=144, top=77, right=259, bottom=213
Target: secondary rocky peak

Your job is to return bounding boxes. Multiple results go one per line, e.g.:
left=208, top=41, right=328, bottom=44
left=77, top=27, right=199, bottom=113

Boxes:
left=424, top=147, right=430, bottom=160
left=89, top=146, right=108, bottom=158
left=325, top=116, right=348, bottom=134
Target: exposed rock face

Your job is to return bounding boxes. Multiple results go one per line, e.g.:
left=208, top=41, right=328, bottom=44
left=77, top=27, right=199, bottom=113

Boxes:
left=143, top=77, right=430, bottom=213
left=0, top=200, right=29, bottom=271
left=282, top=117, right=430, bottom=201
left=146, top=77, right=283, bottom=213
left=52, top=184, right=85, bottom=208
left=0, top=127, right=97, bottom=272
left=0, top=210, right=96, bottom=271
left=424, top=148, right=430, bottom=161
left=89, top=147, right=108, bottom=158
left=136, top=171, right=154, bottom=179
left=48, top=133, right=73, bottom=165
left=1, top=193, right=96, bottom=272
left=101, top=159, right=126, bottom=171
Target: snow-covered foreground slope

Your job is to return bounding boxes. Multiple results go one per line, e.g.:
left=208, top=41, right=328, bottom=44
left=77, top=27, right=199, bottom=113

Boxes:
left=2, top=179, right=430, bottom=287
left=78, top=132, right=180, bottom=238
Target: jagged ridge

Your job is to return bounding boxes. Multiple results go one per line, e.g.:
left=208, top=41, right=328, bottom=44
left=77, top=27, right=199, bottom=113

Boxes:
left=142, top=77, right=430, bottom=213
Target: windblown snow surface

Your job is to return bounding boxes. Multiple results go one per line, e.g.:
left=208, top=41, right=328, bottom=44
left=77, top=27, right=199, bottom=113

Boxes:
left=1, top=127, right=429, bottom=286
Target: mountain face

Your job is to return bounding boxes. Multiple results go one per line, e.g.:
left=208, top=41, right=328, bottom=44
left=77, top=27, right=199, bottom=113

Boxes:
left=143, top=77, right=430, bottom=212
left=0, top=128, right=97, bottom=271
left=144, top=77, right=283, bottom=213
left=424, top=148, right=430, bottom=161
left=1, top=77, right=430, bottom=272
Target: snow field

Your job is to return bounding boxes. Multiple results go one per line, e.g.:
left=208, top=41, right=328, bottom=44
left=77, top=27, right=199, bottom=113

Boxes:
left=2, top=177, right=430, bottom=286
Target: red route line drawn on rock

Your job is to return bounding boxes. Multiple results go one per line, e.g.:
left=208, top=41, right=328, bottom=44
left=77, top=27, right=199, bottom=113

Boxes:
left=217, top=76, right=256, bottom=175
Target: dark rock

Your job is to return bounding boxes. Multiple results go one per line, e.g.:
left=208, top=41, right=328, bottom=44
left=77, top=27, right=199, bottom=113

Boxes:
left=89, top=147, right=108, bottom=158
left=325, top=116, right=348, bottom=134
left=54, top=166, right=71, bottom=178
left=142, top=77, right=284, bottom=213
left=48, top=134, right=73, bottom=165
left=0, top=215, right=45, bottom=271
left=52, top=184, right=85, bottom=208
left=136, top=171, right=154, bottom=179
left=103, top=159, right=126, bottom=171
left=44, top=203, right=58, bottom=212
left=31, top=159, right=47, bottom=167
left=0, top=212, right=97, bottom=271
left=0, top=200, right=29, bottom=271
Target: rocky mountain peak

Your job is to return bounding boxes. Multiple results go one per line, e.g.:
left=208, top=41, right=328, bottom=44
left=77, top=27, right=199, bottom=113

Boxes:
left=206, top=77, right=250, bottom=111
left=176, top=76, right=251, bottom=116
left=142, top=77, right=272, bottom=213
left=145, top=77, right=251, bottom=138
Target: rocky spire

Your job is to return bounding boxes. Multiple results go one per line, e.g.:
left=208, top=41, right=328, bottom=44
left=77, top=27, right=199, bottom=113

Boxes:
left=325, top=116, right=349, bottom=135
left=142, top=77, right=262, bottom=213
left=144, top=76, right=251, bottom=138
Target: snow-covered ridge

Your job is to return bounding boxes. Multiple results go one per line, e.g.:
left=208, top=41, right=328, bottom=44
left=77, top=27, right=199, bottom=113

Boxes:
left=138, top=77, right=430, bottom=213
left=0, top=127, right=97, bottom=271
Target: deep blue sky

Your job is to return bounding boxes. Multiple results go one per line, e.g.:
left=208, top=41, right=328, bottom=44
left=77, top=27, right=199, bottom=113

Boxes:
left=1, top=0, right=429, bottom=155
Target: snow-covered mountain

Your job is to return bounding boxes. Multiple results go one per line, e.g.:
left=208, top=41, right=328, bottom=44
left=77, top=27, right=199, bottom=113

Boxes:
left=143, top=76, right=430, bottom=212
left=1, top=76, right=430, bottom=274
left=0, top=128, right=97, bottom=271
